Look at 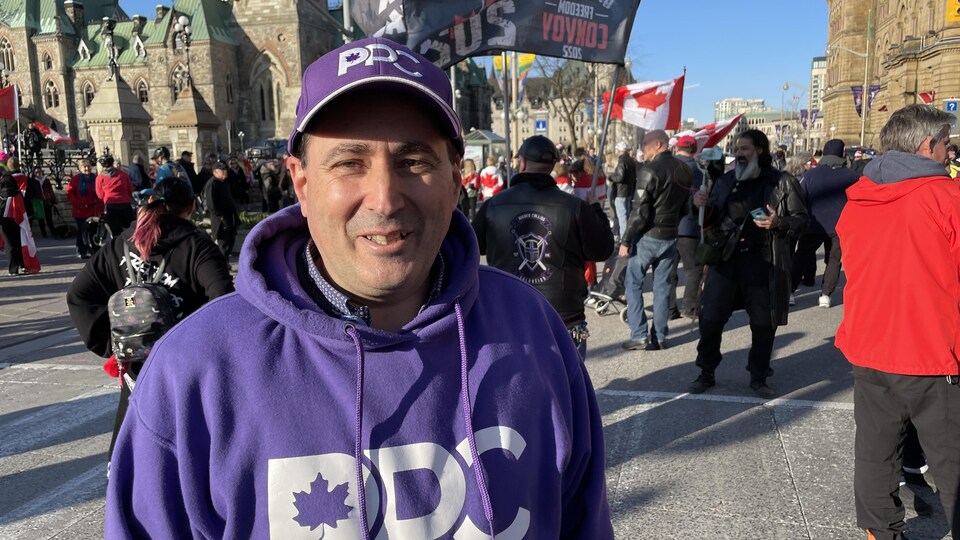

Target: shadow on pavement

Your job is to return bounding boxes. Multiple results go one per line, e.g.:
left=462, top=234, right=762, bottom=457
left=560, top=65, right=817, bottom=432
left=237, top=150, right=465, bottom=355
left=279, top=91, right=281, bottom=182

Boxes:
left=0, top=393, right=115, bottom=459
left=0, top=452, right=108, bottom=526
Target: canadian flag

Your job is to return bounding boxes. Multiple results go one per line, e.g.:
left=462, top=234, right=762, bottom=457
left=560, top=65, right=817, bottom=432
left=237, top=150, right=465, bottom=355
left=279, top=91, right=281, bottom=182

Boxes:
left=919, top=90, right=936, bottom=104
left=34, top=121, right=75, bottom=143
left=695, top=113, right=745, bottom=150
left=669, top=113, right=744, bottom=153
left=603, top=74, right=685, bottom=131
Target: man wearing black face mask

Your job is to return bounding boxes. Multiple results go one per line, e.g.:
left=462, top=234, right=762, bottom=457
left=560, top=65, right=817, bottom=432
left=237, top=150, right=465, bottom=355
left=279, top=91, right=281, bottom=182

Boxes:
left=689, top=130, right=808, bottom=397
left=774, top=145, right=788, bottom=171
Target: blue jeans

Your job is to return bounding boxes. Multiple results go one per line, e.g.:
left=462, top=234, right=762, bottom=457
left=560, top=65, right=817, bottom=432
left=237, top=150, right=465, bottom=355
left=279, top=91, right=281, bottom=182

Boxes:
left=614, top=197, right=632, bottom=241
left=625, top=236, right=678, bottom=342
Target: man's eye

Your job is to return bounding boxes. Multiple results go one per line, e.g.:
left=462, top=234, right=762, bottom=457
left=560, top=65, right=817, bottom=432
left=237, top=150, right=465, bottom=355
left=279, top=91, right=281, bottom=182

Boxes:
left=399, top=159, right=430, bottom=169
left=332, top=160, right=364, bottom=170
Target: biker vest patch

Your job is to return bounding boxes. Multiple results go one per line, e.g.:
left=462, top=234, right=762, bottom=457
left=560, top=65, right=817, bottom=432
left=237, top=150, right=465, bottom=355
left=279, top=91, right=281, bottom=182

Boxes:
left=510, top=211, right=553, bottom=285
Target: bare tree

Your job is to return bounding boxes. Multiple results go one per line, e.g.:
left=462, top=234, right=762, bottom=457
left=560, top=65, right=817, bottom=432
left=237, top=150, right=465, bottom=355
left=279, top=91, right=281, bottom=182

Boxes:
left=535, top=57, right=598, bottom=152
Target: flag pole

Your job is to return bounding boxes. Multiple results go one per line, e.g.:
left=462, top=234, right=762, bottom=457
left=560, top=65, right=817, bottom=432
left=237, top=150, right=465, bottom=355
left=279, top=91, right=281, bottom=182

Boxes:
left=501, top=51, right=512, bottom=184
left=14, top=84, right=20, bottom=158
left=590, top=64, right=622, bottom=195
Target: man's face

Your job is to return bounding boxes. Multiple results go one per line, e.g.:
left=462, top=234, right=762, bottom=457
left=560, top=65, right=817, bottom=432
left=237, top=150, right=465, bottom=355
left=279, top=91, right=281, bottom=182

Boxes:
left=229, top=160, right=239, bottom=169
left=641, top=139, right=660, bottom=161
left=289, top=92, right=461, bottom=305
left=930, top=134, right=950, bottom=166
left=735, top=137, right=760, bottom=166
left=213, top=168, right=228, bottom=180
left=182, top=154, right=192, bottom=164
left=949, top=149, right=957, bottom=161
left=79, top=162, right=90, bottom=174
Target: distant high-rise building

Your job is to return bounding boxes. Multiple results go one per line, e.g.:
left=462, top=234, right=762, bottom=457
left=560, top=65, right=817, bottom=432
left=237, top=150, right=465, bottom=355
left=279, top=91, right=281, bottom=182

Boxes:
left=714, top=98, right=768, bottom=122
left=810, top=56, right=827, bottom=111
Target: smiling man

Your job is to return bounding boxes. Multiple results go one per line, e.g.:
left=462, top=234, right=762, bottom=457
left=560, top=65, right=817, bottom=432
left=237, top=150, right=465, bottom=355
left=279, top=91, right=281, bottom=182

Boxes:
left=104, top=37, right=613, bottom=539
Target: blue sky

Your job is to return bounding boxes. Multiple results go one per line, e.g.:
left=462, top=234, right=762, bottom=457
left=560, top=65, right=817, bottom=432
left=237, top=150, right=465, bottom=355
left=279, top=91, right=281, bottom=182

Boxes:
left=625, top=0, right=829, bottom=124
left=119, top=0, right=828, bottom=125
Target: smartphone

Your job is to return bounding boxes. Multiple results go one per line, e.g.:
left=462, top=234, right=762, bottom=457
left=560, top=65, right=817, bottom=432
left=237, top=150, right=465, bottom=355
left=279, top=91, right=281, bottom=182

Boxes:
left=750, top=208, right=768, bottom=220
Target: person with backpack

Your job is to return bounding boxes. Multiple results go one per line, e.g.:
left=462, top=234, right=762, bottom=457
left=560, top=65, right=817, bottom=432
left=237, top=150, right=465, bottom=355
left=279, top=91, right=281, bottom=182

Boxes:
left=66, top=176, right=234, bottom=464
left=152, top=146, right=183, bottom=185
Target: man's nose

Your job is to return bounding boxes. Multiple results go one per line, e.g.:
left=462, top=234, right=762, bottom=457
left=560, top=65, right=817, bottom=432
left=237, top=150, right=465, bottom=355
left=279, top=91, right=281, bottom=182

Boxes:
left=364, top=161, right=406, bottom=216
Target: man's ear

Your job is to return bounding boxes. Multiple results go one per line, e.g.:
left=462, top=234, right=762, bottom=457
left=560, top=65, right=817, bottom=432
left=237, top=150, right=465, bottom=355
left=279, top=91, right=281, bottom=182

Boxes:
left=288, top=155, right=309, bottom=216
left=917, top=135, right=935, bottom=159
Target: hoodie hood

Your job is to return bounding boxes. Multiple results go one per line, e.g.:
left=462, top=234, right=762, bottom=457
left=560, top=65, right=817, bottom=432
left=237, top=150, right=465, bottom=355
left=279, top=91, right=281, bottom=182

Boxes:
left=862, top=151, right=948, bottom=185
left=818, top=154, right=846, bottom=168
left=235, top=205, right=481, bottom=349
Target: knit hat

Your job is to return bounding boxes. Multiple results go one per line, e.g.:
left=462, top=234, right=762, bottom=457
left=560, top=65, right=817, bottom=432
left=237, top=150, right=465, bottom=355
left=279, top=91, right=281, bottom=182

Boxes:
left=822, top=139, right=845, bottom=158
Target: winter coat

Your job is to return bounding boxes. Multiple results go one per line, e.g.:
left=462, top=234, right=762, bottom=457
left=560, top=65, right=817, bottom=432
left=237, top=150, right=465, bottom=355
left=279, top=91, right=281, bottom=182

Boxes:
left=95, top=168, right=134, bottom=205
left=798, top=154, right=859, bottom=235
left=836, top=151, right=960, bottom=376
left=66, top=173, right=103, bottom=219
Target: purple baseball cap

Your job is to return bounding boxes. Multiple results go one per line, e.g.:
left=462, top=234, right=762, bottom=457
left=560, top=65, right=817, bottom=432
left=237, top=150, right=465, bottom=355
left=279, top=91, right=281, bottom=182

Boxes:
left=288, top=37, right=464, bottom=156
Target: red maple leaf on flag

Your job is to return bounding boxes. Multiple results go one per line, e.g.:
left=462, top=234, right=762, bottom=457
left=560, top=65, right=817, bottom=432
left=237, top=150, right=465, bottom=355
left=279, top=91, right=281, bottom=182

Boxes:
left=632, top=87, right=668, bottom=114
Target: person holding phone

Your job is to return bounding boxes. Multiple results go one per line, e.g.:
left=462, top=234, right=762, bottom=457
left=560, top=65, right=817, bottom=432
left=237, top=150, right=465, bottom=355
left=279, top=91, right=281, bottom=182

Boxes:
left=689, top=130, right=808, bottom=397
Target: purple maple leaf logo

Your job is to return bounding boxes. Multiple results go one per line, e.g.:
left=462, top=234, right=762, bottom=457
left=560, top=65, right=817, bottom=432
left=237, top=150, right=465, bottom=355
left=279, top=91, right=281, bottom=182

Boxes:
left=292, top=472, right=353, bottom=533
left=345, top=52, right=362, bottom=62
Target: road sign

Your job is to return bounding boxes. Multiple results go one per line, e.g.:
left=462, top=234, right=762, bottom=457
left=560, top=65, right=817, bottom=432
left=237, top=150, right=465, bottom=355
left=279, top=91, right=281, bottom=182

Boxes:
left=535, top=119, right=548, bottom=133
left=946, top=100, right=959, bottom=112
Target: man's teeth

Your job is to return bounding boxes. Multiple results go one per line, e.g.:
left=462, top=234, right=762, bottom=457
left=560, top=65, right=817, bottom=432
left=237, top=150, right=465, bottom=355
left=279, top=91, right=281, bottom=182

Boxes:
left=364, top=232, right=408, bottom=245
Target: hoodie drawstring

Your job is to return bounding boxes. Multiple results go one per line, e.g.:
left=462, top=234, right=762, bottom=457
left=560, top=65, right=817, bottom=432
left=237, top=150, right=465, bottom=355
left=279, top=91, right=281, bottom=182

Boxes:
left=345, top=325, right=371, bottom=540
left=345, top=303, right=494, bottom=540
left=455, top=301, right=496, bottom=538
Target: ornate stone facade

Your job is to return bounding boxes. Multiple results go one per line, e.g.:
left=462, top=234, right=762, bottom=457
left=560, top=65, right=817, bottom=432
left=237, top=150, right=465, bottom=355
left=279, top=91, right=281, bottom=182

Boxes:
left=824, top=0, right=960, bottom=148
left=0, top=0, right=339, bottom=158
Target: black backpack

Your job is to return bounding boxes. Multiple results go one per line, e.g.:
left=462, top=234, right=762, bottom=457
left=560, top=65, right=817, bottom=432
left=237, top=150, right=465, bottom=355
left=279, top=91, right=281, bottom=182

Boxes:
left=107, top=243, right=177, bottom=365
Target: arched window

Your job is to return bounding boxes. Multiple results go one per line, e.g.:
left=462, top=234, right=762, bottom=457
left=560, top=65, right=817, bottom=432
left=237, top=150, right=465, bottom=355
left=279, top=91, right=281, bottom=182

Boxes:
left=15, top=83, right=22, bottom=107
left=275, top=83, right=282, bottom=119
left=225, top=74, right=233, bottom=104
left=42, top=52, right=52, bottom=70
left=137, top=80, right=149, bottom=103
left=44, top=80, right=60, bottom=109
left=171, top=63, right=189, bottom=100
left=0, top=38, right=13, bottom=71
left=83, top=81, right=95, bottom=108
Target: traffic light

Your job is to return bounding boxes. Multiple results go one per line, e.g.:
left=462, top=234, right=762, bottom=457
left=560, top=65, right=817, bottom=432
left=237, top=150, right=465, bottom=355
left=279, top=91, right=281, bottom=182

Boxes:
left=948, top=0, right=960, bottom=23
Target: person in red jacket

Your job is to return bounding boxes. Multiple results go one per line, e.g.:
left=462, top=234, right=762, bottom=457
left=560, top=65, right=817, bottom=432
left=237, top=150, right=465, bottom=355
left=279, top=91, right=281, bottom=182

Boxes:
left=836, top=104, right=960, bottom=540
left=95, top=154, right=135, bottom=236
left=66, top=159, right=103, bottom=258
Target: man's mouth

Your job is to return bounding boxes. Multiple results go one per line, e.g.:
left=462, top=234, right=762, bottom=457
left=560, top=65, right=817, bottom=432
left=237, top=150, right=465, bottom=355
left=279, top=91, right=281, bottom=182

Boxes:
left=363, top=232, right=409, bottom=246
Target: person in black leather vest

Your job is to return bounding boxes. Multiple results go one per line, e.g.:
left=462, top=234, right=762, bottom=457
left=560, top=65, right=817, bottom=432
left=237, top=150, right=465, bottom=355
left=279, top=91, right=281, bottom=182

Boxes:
left=620, top=130, right=693, bottom=352
left=473, top=135, right=614, bottom=358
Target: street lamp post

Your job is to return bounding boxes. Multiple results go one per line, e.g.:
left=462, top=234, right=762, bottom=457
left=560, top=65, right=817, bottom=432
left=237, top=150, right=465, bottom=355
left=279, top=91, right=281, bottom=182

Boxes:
left=780, top=82, right=789, bottom=149
left=174, top=15, right=193, bottom=83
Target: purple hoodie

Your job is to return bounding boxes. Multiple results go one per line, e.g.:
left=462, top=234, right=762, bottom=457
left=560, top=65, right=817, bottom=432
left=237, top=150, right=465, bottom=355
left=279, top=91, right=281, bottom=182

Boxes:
left=105, top=206, right=613, bottom=539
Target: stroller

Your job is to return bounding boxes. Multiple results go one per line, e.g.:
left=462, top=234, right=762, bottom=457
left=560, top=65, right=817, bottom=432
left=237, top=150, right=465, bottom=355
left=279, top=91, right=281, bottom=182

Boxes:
left=585, top=251, right=630, bottom=323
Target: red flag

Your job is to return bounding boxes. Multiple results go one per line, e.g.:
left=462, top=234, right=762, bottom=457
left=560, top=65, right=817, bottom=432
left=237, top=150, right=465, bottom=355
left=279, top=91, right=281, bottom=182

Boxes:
left=603, top=74, right=685, bottom=131
left=0, top=86, right=15, bottom=120
left=33, top=121, right=75, bottom=143
left=919, top=91, right=936, bottom=104
left=695, top=113, right=745, bottom=150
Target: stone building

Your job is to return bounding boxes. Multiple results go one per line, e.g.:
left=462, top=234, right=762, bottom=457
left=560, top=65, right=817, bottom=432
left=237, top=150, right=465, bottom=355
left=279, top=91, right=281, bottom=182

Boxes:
left=824, top=0, right=960, bottom=148
left=0, top=0, right=339, bottom=161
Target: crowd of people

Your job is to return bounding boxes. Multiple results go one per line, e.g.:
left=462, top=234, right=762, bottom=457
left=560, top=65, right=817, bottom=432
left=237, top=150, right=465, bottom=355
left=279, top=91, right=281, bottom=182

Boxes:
left=2, top=36, right=959, bottom=540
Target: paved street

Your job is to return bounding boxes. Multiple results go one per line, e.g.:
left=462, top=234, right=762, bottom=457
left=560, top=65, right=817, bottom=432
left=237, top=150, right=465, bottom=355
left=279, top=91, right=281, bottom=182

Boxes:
left=0, top=236, right=952, bottom=539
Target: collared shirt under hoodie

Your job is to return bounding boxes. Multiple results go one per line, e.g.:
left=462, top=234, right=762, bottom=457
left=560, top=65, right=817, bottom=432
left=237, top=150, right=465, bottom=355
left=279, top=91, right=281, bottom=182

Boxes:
left=104, top=205, right=614, bottom=539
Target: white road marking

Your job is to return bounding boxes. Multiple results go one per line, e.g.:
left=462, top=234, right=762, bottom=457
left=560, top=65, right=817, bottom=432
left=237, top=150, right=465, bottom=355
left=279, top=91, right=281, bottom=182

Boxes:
left=596, top=388, right=855, bottom=411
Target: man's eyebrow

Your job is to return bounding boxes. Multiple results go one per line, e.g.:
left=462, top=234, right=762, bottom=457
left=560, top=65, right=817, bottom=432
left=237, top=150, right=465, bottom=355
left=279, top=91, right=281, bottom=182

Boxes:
left=321, top=143, right=373, bottom=163
left=394, top=142, right=442, bottom=162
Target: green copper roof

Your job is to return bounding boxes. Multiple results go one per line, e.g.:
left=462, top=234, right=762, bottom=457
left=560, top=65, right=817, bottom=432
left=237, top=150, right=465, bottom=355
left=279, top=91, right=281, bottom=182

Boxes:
left=0, top=0, right=125, bottom=36
left=70, top=0, right=237, bottom=69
